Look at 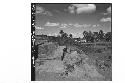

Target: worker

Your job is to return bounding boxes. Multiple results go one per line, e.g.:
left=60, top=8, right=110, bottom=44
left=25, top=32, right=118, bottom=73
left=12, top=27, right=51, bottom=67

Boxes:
left=61, top=47, right=67, bottom=61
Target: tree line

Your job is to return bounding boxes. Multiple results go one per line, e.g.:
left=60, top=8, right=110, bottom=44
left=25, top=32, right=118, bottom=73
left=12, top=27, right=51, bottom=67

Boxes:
left=37, top=30, right=111, bottom=45
left=58, top=30, right=111, bottom=43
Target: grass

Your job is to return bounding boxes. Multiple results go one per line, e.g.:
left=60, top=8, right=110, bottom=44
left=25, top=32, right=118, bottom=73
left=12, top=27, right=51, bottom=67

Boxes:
left=35, top=39, right=112, bottom=80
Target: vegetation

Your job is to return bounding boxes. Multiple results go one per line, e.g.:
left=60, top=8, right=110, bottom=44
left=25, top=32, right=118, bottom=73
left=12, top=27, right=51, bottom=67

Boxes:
left=35, top=30, right=111, bottom=45
left=35, top=29, right=112, bottom=81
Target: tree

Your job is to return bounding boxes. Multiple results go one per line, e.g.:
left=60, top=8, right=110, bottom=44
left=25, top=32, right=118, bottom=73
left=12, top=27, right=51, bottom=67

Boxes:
left=105, top=32, right=112, bottom=42
left=59, top=30, right=68, bottom=38
left=98, top=30, right=104, bottom=42
left=83, top=31, right=94, bottom=42
left=93, top=32, right=99, bottom=42
left=58, top=30, right=68, bottom=45
left=83, top=31, right=89, bottom=42
left=83, top=31, right=88, bottom=38
left=59, top=30, right=65, bottom=37
left=69, top=34, right=73, bottom=38
left=88, top=31, right=94, bottom=42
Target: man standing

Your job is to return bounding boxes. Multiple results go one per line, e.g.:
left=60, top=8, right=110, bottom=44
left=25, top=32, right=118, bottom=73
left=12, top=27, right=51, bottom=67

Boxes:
left=61, top=47, right=67, bottom=61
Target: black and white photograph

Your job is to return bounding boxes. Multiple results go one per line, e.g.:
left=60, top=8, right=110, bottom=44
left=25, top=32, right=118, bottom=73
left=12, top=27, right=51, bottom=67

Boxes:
left=31, top=3, right=112, bottom=81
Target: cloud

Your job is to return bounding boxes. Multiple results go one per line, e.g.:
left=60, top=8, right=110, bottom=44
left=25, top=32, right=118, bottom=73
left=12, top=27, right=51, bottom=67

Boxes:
left=68, top=23, right=92, bottom=28
left=48, top=33, right=58, bottom=36
left=68, top=4, right=96, bottom=14
left=35, top=26, right=44, bottom=30
left=107, top=6, right=111, bottom=13
left=36, top=6, right=52, bottom=16
left=101, top=6, right=111, bottom=22
left=53, top=33, right=58, bottom=36
left=48, top=34, right=53, bottom=36
left=73, top=23, right=84, bottom=27
left=44, top=22, right=59, bottom=26
left=54, top=10, right=61, bottom=13
left=73, top=23, right=100, bottom=28
left=68, top=5, right=75, bottom=14
left=44, top=11, right=53, bottom=16
left=44, top=22, right=69, bottom=28
left=92, top=24, right=100, bottom=27
left=100, top=17, right=111, bottom=22
left=59, top=24, right=68, bottom=28
left=102, top=6, right=111, bottom=15
left=44, top=22, right=100, bottom=29
left=82, top=24, right=91, bottom=28
left=36, top=6, right=44, bottom=14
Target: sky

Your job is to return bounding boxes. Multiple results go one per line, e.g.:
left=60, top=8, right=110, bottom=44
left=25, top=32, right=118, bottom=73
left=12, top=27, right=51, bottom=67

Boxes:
left=34, top=3, right=111, bottom=38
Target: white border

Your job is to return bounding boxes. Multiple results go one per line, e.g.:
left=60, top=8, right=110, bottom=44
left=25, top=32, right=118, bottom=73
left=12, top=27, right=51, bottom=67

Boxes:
left=0, top=0, right=125, bottom=83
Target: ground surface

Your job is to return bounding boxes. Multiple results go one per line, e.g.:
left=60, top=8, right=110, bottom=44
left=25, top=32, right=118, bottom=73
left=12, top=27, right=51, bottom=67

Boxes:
left=35, top=41, right=112, bottom=81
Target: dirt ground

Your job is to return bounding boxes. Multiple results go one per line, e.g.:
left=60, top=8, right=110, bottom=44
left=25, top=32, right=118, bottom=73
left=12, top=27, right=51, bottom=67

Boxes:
left=35, top=42, right=112, bottom=81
